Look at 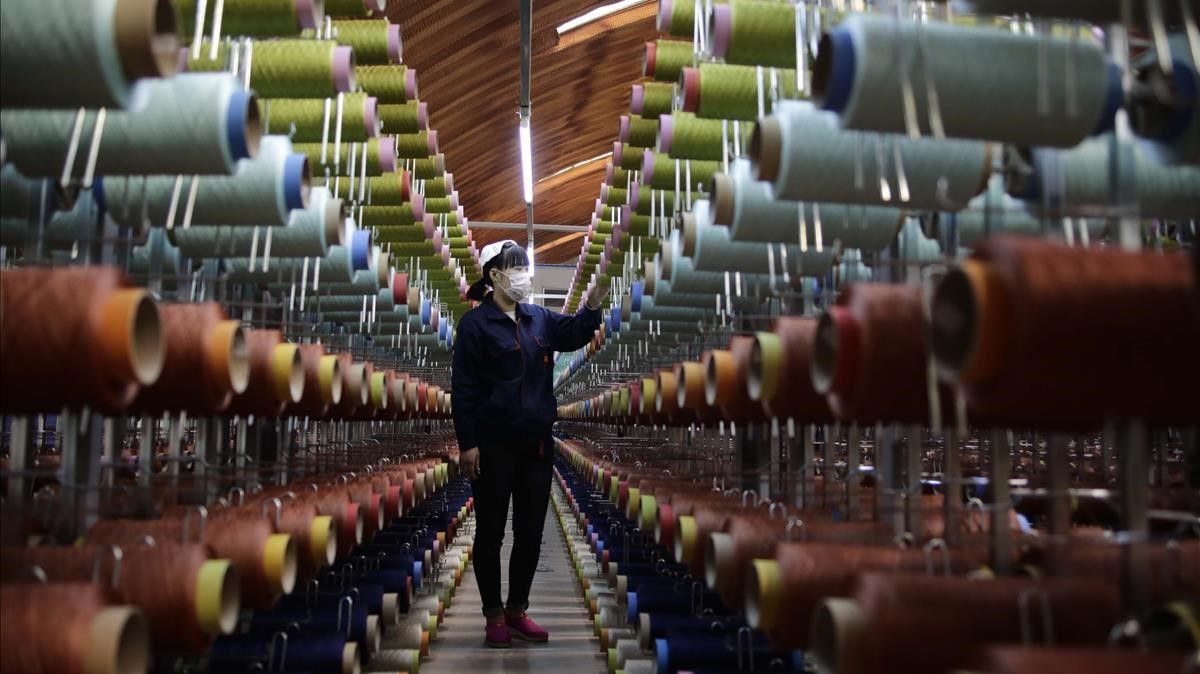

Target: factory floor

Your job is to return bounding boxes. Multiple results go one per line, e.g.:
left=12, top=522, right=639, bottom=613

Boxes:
left=421, top=502, right=605, bottom=673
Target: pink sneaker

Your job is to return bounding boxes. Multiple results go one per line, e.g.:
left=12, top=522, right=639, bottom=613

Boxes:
left=485, top=621, right=511, bottom=648
left=505, top=612, right=549, bottom=642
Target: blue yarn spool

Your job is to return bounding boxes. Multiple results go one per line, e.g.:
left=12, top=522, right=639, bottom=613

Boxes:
left=630, top=281, right=644, bottom=312
left=350, top=229, right=371, bottom=270
left=279, top=630, right=354, bottom=674
left=421, top=298, right=432, bottom=326
left=640, top=613, right=747, bottom=645
left=655, top=632, right=805, bottom=674
left=628, top=586, right=730, bottom=625
left=250, top=601, right=370, bottom=646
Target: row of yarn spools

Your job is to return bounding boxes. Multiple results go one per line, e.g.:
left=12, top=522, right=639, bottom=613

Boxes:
left=1, top=452, right=477, bottom=674
left=0, top=0, right=478, bottom=350
left=560, top=0, right=1198, bottom=312
left=552, top=439, right=1199, bottom=674
left=0, top=266, right=454, bottom=420
left=557, top=236, right=1199, bottom=432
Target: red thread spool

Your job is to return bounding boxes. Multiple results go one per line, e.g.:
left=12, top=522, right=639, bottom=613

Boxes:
left=983, top=646, right=1192, bottom=674
left=812, top=284, right=942, bottom=424
left=931, top=237, right=1200, bottom=427
left=750, top=317, right=834, bottom=423
left=132, top=302, right=250, bottom=416
left=227, top=329, right=303, bottom=418
left=272, top=500, right=337, bottom=581
left=0, top=543, right=239, bottom=653
left=0, top=266, right=165, bottom=414
left=0, top=582, right=150, bottom=674
left=748, top=541, right=987, bottom=649
left=811, top=573, right=1124, bottom=674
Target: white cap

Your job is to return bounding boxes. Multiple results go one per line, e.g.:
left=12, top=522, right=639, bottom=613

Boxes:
left=479, top=239, right=519, bottom=269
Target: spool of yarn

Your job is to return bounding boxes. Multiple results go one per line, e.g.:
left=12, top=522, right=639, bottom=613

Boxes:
left=982, top=646, right=1194, bottom=674
left=656, top=0, right=695, bottom=38
left=291, top=343, right=343, bottom=416
left=951, top=0, right=1190, bottom=24
left=710, top=170, right=903, bottom=253
left=0, top=544, right=240, bottom=653
left=129, top=228, right=185, bottom=279
left=748, top=317, right=834, bottom=423
left=930, top=236, right=1200, bottom=427
left=274, top=501, right=337, bottom=580
left=227, top=238, right=356, bottom=284
left=643, top=39, right=692, bottom=82
left=0, top=164, right=56, bottom=224
left=631, top=82, right=674, bottom=117
left=331, top=19, right=400, bottom=64
left=176, top=0, right=320, bottom=38
left=0, top=266, right=164, bottom=414
left=1, top=73, right=260, bottom=177
left=131, top=302, right=248, bottom=416
left=411, top=154, right=446, bottom=179
left=747, top=542, right=983, bottom=649
left=326, top=0, right=383, bottom=16
left=1, top=188, right=105, bottom=251
left=683, top=203, right=836, bottom=277
left=297, top=136, right=397, bottom=177
left=707, top=0, right=796, bottom=67
left=264, top=92, right=378, bottom=142
left=1009, top=136, right=1200, bottom=220
left=0, top=582, right=149, bottom=674
left=340, top=172, right=413, bottom=206
left=105, top=136, right=310, bottom=228
left=811, top=573, right=1123, bottom=674
left=642, top=151, right=720, bottom=190
left=753, top=101, right=991, bottom=210
left=632, top=185, right=676, bottom=215
left=810, top=283, right=937, bottom=424
left=226, top=330, right=303, bottom=417
left=0, top=0, right=179, bottom=109
left=816, top=15, right=1120, bottom=147
left=394, top=131, right=438, bottom=159
left=606, top=163, right=631, bottom=187
left=678, top=63, right=799, bottom=121
left=658, top=112, right=754, bottom=161
left=619, top=115, right=659, bottom=148
left=378, top=101, right=427, bottom=133
left=187, top=39, right=354, bottom=98
left=172, top=186, right=343, bottom=259
left=357, top=65, right=417, bottom=105
left=703, top=337, right=767, bottom=421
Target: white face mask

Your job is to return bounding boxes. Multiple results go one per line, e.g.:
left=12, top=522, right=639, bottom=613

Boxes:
left=498, top=269, right=532, bottom=303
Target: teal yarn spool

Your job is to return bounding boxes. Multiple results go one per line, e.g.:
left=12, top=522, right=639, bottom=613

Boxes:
left=171, top=186, right=344, bottom=258
left=281, top=268, right=381, bottom=295
left=394, top=131, right=438, bottom=159
left=948, top=180, right=1106, bottom=248
left=1, top=73, right=260, bottom=177
left=296, top=136, right=397, bottom=176
left=331, top=19, right=400, bottom=64
left=356, top=65, right=416, bottom=103
left=681, top=201, right=836, bottom=276
left=753, top=101, right=991, bottom=210
left=894, top=218, right=942, bottom=263
left=659, top=113, right=753, bottom=161
left=305, top=289, right=396, bottom=312
left=263, top=93, right=378, bottom=142
left=707, top=0, right=796, bottom=68
left=105, top=135, right=310, bottom=228
left=379, top=101, right=426, bottom=133
left=0, top=0, right=179, bottom=109
left=177, top=0, right=321, bottom=39
left=709, top=168, right=903, bottom=253
left=659, top=233, right=766, bottom=294
left=0, top=165, right=55, bottom=223
left=0, top=187, right=102, bottom=249
left=619, top=115, right=659, bottom=149
left=1010, top=135, right=1200, bottom=220
left=816, top=15, right=1119, bottom=148
left=188, top=39, right=355, bottom=98
left=229, top=240, right=355, bottom=283
left=641, top=152, right=720, bottom=191
left=678, top=62, right=799, bottom=121
left=129, top=228, right=184, bottom=278
left=631, top=82, right=675, bottom=117
left=644, top=39, right=693, bottom=83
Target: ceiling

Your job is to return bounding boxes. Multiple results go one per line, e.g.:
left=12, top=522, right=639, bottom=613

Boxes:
left=387, top=0, right=658, bottom=264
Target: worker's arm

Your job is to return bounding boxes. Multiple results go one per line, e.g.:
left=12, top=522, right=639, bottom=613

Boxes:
left=546, top=283, right=609, bottom=352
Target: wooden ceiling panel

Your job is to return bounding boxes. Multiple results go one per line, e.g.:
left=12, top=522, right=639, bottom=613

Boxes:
left=387, top=0, right=656, bottom=264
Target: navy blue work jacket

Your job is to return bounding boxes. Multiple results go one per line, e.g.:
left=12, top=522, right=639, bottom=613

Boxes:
left=451, top=295, right=601, bottom=453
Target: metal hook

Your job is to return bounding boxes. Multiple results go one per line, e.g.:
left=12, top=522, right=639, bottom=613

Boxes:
left=1018, top=588, right=1056, bottom=646
left=922, top=538, right=950, bottom=577
left=261, top=497, right=283, bottom=530
left=181, top=505, right=208, bottom=544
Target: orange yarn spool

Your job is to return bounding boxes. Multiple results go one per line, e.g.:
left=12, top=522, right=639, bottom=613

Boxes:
left=0, top=582, right=149, bottom=674
left=290, top=342, right=342, bottom=417
left=0, top=266, right=165, bottom=414
left=132, top=302, right=249, bottom=416
left=703, top=337, right=767, bottom=422
left=227, top=329, right=302, bottom=418
left=811, top=573, right=1124, bottom=674
left=0, top=543, right=239, bottom=654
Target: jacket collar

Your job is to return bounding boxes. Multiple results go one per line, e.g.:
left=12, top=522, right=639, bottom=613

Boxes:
left=481, top=293, right=529, bottom=322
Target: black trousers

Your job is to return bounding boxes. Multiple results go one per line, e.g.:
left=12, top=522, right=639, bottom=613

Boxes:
left=470, top=439, right=553, bottom=619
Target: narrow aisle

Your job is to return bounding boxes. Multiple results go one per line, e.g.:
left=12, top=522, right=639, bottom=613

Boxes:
left=422, top=483, right=606, bottom=674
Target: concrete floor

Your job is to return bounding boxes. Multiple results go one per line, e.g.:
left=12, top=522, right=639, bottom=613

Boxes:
left=420, top=495, right=606, bottom=674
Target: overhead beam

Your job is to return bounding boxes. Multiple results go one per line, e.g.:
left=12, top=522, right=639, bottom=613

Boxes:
left=471, top=221, right=588, bottom=232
